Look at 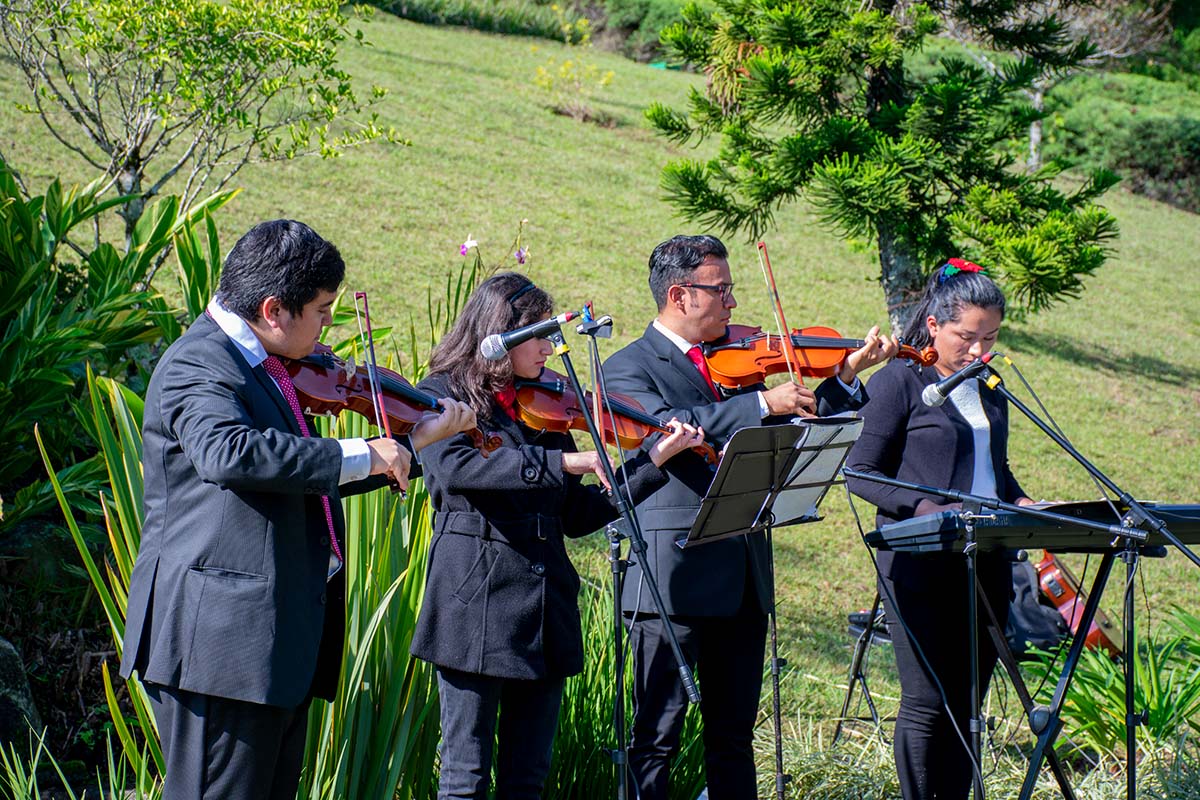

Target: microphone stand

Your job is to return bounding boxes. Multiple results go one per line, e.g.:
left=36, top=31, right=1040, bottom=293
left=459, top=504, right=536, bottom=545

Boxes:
left=977, top=364, right=1197, bottom=800
left=546, top=323, right=700, bottom=800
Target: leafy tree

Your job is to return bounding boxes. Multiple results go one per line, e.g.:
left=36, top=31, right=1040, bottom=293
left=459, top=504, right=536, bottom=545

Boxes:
left=646, top=0, right=1120, bottom=330
left=0, top=0, right=403, bottom=258
left=943, top=0, right=1175, bottom=170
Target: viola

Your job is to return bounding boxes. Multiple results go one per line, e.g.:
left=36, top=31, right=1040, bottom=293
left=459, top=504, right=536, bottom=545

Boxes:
left=1034, top=550, right=1122, bottom=658
left=282, top=343, right=501, bottom=457
left=514, top=369, right=720, bottom=466
left=701, top=324, right=938, bottom=389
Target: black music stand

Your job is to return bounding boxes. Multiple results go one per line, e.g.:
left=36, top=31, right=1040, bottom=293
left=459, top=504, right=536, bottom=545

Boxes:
left=845, top=469, right=1153, bottom=800
left=832, top=592, right=889, bottom=744
left=679, top=416, right=863, bottom=800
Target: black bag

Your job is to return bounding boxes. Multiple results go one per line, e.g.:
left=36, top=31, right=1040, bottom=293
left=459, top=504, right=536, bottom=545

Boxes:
left=1006, top=559, right=1069, bottom=659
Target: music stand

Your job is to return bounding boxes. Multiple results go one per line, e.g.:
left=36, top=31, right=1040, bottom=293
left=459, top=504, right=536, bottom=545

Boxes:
left=678, top=415, right=863, bottom=800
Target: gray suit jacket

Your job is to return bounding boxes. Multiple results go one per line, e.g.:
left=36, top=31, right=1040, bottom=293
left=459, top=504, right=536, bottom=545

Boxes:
left=121, top=314, right=386, bottom=708
left=603, top=324, right=867, bottom=617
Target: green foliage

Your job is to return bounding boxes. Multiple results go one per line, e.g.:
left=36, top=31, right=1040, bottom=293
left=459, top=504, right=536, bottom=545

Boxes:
left=1045, top=72, right=1200, bottom=213
left=0, top=0, right=401, bottom=239
left=648, top=0, right=1119, bottom=326
left=603, top=0, right=693, bottom=59
left=1025, top=608, right=1200, bottom=759
left=546, top=583, right=705, bottom=799
left=0, top=730, right=160, bottom=800
left=533, top=5, right=617, bottom=123
left=372, top=0, right=569, bottom=40
left=0, top=155, right=235, bottom=525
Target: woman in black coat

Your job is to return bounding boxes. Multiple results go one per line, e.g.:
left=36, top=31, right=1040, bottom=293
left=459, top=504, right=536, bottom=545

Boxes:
left=411, top=272, right=702, bottom=800
left=845, top=261, right=1034, bottom=800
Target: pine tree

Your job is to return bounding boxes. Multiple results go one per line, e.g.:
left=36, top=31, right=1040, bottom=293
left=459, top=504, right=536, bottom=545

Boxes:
left=647, top=0, right=1120, bottom=329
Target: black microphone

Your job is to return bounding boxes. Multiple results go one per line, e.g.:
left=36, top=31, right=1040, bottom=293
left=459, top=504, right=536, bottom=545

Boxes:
left=920, top=352, right=996, bottom=407
left=479, top=311, right=578, bottom=361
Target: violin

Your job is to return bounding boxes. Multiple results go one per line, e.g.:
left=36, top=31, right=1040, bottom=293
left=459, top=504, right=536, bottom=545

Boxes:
left=282, top=343, right=501, bottom=457
left=514, top=369, right=720, bottom=466
left=701, top=324, right=938, bottom=390
left=1034, top=550, right=1122, bottom=658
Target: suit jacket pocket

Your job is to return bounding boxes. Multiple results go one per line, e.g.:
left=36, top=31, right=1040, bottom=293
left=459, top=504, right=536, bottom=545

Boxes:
left=452, top=542, right=498, bottom=606
left=188, top=565, right=268, bottom=582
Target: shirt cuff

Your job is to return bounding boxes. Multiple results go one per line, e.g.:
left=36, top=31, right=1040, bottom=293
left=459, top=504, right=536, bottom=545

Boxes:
left=338, top=438, right=372, bottom=484
left=838, top=374, right=862, bottom=400
left=757, top=390, right=770, bottom=418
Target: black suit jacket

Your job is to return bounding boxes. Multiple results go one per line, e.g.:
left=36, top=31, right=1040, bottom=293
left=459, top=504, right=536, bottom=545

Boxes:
left=409, top=372, right=669, bottom=680
left=844, top=359, right=1026, bottom=588
left=121, top=314, right=390, bottom=707
left=602, top=324, right=866, bottom=618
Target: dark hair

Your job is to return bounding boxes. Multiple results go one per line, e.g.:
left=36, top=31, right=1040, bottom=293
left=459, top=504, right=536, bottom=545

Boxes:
left=216, top=220, right=345, bottom=320
left=648, top=235, right=728, bottom=310
left=427, top=272, right=554, bottom=420
left=900, top=262, right=1007, bottom=348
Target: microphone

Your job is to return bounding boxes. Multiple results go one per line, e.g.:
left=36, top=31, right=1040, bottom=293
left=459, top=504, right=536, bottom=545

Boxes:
left=921, top=352, right=996, bottom=407
left=480, top=311, right=578, bottom=361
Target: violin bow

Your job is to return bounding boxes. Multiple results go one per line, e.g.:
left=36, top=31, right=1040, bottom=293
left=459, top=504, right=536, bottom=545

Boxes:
left=353, top=291, right=395, bottom=440
left=755, top=241, right=801, bottom=385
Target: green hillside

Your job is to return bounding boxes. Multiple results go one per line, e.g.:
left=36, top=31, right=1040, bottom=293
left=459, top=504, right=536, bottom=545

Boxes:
left=4, top=8, right=1199, bottom=771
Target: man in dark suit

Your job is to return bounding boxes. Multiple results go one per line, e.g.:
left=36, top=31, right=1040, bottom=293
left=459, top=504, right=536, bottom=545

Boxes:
left=603, top=234, right=896, bottom=799
left=120, top=219, right=474, bottom=800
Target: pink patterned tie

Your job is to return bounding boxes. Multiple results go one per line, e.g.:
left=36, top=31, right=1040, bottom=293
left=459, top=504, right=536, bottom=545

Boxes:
left=262, top=355, right=344, bottom=567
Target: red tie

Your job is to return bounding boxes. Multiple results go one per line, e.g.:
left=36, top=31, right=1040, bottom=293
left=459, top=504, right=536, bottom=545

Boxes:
left=262, top=355, right=344, bottom=566
left=686, top=345, right=719, bottom=399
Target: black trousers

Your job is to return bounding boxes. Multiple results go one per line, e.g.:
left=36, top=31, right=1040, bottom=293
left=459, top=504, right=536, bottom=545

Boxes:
left=435, top=666, right=565, bottom=800
left=625, top=592, right=768, bottom=800
left=879, top=554, right=1012, bottom=800
left=144, top=683, right=310, bottom=800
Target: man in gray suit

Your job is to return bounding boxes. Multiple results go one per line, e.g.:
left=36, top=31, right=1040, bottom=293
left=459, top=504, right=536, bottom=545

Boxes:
left=603, top=235, right=895, bottom=799
left=121, top=220, right=474, bottom=800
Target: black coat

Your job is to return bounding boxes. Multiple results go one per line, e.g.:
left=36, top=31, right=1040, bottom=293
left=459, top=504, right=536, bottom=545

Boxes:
left=409, top=372, right=669, bottom=680
left=122, top=313, right=392, bottom=707
left=602, top=324, right=867, bottom=618
left=844, top=359, right=1027, bottom=588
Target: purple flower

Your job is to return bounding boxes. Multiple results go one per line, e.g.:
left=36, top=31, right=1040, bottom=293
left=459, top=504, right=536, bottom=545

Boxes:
left=515, top=246, right=528, bottom=265
left=459, top=235, right=478, bottom=256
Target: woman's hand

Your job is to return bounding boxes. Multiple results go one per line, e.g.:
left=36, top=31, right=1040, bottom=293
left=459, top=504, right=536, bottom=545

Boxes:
left=410, top=398, right=477, bottom=451
left=563, top=450, right=614, bottom=492
left=648, top=419, right=705, bottom=467
left=839, top=325, right=899, bottom=385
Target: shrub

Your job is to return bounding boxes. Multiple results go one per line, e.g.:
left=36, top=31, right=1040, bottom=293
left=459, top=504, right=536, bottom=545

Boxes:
left=372, top=0, right=568, bottom=40
left=1045, top=73, right=1200, bottom=212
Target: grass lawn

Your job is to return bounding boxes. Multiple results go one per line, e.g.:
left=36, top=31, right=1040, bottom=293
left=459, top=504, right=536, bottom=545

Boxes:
left=3, top=7, right=1199, bottom=788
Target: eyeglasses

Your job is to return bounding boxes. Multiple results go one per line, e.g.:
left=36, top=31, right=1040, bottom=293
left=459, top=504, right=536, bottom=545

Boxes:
left=677, top=282, right=736, bottom=302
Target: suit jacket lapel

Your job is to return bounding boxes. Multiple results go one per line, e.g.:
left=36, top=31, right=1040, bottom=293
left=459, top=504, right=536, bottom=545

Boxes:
left=195, top=313, right=305, bottom=437
left=643, top=323, right=718, bottom=401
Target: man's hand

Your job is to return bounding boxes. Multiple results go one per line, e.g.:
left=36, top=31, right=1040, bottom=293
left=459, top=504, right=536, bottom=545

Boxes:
left=839, top=325, right=899, bottom=385
left=648, top=419, right=705, bottom=467
left=367, top=436, right=412, bottom=492
left=762, top=381, right=817, bottom=417
left=563, top=450, right=615, bottom=492
left=410, top=398, right=477, bottom=451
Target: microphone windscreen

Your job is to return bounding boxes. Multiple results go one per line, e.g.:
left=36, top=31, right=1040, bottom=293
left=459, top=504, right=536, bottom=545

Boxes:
left=480, top=334, right=508, bottom=361
left=921, top=382, right=947, bottom=408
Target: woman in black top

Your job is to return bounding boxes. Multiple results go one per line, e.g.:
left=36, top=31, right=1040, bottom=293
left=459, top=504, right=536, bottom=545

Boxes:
left=846, top=260, right=1034, bottom=800
left=411, top=272, right=702, bottom=800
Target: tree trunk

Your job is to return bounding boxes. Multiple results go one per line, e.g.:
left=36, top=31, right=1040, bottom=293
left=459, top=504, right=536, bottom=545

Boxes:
left=877, top=224, right=926, bottom=336
left=115, top=154, right=144, bottom=253
left=1028, top=85, right=1045, bottom=172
